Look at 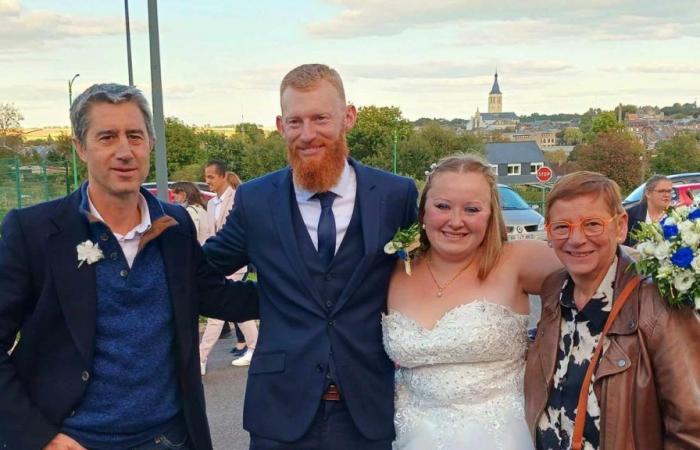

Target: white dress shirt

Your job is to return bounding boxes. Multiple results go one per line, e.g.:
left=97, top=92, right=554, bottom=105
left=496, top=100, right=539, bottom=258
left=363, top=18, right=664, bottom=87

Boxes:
left=213, top=186, right=234, bottom=228
left=88, top=192, right=151, bottom=268
left=294, top=161, right=356, bottom=254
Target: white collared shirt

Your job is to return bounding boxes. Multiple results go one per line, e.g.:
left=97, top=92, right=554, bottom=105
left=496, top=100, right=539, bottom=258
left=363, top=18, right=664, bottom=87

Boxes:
left=294, top=161, right=356, bottom=254
left=213, top=186, right=234, bottom=228
left=88, top=192, right=152, bottom=268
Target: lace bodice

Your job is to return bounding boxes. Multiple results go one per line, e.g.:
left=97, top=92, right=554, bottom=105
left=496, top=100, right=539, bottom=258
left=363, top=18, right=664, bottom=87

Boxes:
left=383, top=299, right=534, bottom=450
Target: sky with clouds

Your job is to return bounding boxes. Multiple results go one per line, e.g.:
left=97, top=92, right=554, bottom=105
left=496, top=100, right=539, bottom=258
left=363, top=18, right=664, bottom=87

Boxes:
left=2, top=0, right=698, bottom=128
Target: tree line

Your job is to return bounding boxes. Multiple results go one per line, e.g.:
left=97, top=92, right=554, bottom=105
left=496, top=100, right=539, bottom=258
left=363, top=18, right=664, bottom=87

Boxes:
left=2, top=102, right=699, bottom=196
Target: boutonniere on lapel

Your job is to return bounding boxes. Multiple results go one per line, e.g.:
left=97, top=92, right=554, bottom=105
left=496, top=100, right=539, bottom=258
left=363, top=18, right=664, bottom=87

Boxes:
left=384, top=223, right=421, bottom=275
left=76, top=240, right=104, bottom=268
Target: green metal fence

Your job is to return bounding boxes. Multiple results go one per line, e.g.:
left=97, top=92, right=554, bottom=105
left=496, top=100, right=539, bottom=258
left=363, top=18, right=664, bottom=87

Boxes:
left=0, top=156, right=71, bottom=221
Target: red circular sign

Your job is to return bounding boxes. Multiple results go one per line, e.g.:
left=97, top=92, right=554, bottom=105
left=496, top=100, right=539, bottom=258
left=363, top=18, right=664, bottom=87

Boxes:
left=536, top=166, right=553, bottom=183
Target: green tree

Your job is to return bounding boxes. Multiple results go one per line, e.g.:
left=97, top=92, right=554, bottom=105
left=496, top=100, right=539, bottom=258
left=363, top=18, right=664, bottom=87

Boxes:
left=584, top=111, right=624, bottom=142
left=365, top=122, right=483, bottom=178
left=160, top=117, right=200, bottom=177
left=562, top=127, right=583, bottom=145
left=235, top=123, right=265, bottom=144
left=0, top=102, right=24, bottom=151
left=544, top=149, right=568, bottom=166
left=240, top=131, right=287, bottom=180
left=651, top=132, right=700, bottom=174
left=347, top=106, right=412, bottom=163
left=197, top=130, right=246, bottom=175
left=575, top=131, right=645, bottom=194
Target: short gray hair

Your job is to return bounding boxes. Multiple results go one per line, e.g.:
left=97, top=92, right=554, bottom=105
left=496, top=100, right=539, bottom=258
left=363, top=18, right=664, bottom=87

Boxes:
left=70, top=83, right=154, bottom=146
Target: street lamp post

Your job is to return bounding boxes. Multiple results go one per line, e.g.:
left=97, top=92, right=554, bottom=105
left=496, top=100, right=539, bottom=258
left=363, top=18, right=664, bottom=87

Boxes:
left=68, top=74, right=80, bottom=190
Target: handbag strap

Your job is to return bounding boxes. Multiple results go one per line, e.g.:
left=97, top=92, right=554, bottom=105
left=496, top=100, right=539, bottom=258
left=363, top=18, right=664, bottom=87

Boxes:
left=571, top=276, right=641, bottom=450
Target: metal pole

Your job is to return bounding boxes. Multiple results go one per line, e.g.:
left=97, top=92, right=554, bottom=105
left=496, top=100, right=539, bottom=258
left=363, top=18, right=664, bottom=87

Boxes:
left=392, top=129, right=398, bottom=174
left=68, top=74, right=80, bottom=190
left=42, top=160, right=49, bottom=201
left=14, top=156, right=21, bottom=208
left=124, top=0, right=134, bottom=86
left=148, top=0, right=169, bottom=201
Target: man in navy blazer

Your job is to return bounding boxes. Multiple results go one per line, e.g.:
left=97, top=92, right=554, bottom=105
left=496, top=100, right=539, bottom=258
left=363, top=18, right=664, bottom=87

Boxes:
left=0, top=84, right=258, bottom=450
left=203, top=64, right=418, bottom=449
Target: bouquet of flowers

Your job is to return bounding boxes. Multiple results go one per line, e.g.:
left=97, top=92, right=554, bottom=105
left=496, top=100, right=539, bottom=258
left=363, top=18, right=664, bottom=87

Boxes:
left=632, top=205, right=700, bottom=310
left=384, top=223, right=421, bottom=275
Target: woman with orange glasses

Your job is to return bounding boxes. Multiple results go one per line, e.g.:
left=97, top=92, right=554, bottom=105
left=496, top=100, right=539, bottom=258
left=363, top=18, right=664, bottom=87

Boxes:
left=524, top=171, right=700, bottom=450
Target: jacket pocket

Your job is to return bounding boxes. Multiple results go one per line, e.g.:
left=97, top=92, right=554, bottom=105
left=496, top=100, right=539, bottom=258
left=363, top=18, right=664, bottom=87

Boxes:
left=249, top=352, right=286, bottom=375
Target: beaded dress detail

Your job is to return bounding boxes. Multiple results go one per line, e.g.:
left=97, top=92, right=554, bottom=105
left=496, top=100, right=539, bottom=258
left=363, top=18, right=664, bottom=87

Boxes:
left=383, top=299, right=534, bottom=450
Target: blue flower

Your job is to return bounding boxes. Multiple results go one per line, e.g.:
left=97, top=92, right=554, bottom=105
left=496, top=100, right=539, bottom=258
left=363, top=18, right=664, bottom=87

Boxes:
left=397, top=249, right=407, bottom=260
left=671, top=247, right=694, bottom=269
left=689, top=209, right=700, bottom=221
left=663, top=224, right=679, bottom=240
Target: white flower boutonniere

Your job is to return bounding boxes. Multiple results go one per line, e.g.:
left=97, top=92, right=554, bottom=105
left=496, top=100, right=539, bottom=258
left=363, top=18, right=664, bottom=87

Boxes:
left=76, top=240, right=104, bottom=268
left=384, top=223, right=421, bottom=275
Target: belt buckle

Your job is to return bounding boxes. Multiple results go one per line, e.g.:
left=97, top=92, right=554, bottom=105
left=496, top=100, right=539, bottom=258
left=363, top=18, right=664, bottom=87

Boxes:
left=322, top=384, right=341, bottom=401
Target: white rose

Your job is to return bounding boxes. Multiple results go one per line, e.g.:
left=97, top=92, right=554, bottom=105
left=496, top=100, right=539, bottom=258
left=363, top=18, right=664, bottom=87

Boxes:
left=676, top=206, right=691, bottom=218
left=664, top=216, right=677, bottom=226
left=654, top=241, right=672, bottom=260
left=637, top=241, right=656, bottom=258
left=682, top=230, right=700, bottom=247
left=383, top=242, right=397, bottom=254
left=673, top=271, right=694, bottom=293
left=678, top=220, right=694, bottom=234
left=692, top=256, right=700, bottom=274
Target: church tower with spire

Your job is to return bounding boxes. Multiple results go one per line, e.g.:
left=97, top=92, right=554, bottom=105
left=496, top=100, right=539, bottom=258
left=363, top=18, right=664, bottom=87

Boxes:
left=488, top=71, right=502, bottom=113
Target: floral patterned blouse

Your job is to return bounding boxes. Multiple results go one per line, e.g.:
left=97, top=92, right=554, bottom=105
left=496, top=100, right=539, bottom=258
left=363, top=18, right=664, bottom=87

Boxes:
left=536, top=258, right=618, bottom=450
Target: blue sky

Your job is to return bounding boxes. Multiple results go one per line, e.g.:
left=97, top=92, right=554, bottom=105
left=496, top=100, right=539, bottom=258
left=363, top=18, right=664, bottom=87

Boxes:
left=2, top=0, right=699, bottom=128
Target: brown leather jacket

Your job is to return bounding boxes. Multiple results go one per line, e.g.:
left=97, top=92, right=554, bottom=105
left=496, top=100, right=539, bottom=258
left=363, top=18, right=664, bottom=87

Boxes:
left=525, top=249, right=700, bottom=449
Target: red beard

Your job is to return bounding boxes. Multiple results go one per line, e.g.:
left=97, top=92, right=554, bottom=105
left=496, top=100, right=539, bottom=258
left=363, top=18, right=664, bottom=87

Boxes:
left=288, top=134, right=348, bottom=192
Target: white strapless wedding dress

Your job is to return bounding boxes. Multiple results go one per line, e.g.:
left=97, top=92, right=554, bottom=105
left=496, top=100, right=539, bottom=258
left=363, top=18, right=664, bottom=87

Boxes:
left=382, top=299, right=534, bottom=450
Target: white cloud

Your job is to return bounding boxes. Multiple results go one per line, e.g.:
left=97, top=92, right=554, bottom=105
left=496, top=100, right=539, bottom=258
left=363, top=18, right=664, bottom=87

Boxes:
left=626, top=63, right=700, bottom=74
left=0, top=3, right=146, bottom=54
left=308, top=0, right=700, bottom=41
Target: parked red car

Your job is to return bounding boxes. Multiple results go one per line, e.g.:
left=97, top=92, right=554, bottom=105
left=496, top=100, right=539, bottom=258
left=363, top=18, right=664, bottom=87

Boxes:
left=673, top=183, right=700, bottom=206
left=141, top=182, right=216, bottom=204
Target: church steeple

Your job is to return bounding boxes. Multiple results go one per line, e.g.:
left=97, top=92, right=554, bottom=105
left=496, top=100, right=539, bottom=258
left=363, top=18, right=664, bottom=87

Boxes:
left=490, top=71, right=501, bottom=95
left=488, top=71, right=502, bottom=113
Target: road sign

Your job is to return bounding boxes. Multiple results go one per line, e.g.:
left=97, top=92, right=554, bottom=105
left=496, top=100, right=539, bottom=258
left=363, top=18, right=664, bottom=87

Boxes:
left=536, top=166, right=553, bottom=183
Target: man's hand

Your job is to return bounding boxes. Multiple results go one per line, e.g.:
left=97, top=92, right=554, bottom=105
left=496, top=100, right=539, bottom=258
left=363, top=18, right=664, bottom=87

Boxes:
left=43, top=433, right=87, bottom=450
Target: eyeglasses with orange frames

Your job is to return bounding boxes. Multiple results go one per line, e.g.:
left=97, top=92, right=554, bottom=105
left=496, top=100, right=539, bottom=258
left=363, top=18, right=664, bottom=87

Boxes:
left=545, top=215, right=619, bottom=240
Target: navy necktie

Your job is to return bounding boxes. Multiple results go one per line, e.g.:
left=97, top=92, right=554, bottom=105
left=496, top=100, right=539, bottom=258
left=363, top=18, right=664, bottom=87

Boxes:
left=315, top=192, right=337, bottom=267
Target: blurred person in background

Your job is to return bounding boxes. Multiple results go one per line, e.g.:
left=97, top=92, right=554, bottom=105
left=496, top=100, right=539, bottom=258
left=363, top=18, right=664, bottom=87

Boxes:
left=624, top=175, right=672, bottom=246
left=172, top=181, right=211, bottom=245
left=200, top=161, right=258, bottom=374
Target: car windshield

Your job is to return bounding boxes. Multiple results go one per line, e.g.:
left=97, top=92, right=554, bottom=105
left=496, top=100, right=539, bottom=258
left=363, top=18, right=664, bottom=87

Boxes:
left=623, top=184, right=645, bottom=204
left=498, top=186, right=531, bottom=210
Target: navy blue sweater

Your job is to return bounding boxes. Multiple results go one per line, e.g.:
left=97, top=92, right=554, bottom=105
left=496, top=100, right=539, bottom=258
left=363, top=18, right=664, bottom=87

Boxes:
left=62, top=186, right=181, bottom=449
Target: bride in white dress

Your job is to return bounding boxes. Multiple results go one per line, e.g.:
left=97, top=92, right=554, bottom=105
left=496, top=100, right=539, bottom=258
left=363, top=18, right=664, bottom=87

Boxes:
left=383, top=155, right=561, bottom=450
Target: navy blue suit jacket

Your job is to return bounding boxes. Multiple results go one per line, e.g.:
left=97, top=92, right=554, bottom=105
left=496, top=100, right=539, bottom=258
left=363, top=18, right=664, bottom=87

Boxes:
left=0, top=189, right=258, bottom=450
left=203, top=159, right=418, bottom=442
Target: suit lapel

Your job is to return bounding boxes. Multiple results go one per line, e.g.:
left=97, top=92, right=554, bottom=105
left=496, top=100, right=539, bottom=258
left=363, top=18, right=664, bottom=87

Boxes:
left=48, top=193, right=97, bottom=363
left=332, top=161, right=383, bottom=314
left=269, top=169, right=325, bottom=311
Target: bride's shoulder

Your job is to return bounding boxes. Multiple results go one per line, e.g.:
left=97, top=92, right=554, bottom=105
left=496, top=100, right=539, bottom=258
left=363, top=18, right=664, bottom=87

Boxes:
left=503, top=239, right=552, bottom=262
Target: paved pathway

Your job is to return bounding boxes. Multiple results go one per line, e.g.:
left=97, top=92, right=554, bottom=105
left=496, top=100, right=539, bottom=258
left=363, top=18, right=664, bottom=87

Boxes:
left=202, top=336, right=250, bottom=450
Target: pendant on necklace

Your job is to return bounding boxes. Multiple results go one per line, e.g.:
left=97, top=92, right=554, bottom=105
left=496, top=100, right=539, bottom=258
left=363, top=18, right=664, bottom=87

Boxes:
left=436, top=290, right=443, bottom=298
